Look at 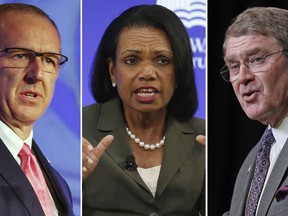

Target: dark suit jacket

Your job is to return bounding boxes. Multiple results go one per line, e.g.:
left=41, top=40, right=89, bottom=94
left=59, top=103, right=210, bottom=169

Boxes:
left=223, top=128, right=288, bottom=216
left=82, top=98, right=205, bottom=216
left=0, top=139, right=74, bottom=216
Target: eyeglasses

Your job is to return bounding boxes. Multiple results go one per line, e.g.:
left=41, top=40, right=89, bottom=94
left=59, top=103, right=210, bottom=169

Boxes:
left=220, top=50, right=287, bottom=82
left=0, top=47, right=68, bottom=73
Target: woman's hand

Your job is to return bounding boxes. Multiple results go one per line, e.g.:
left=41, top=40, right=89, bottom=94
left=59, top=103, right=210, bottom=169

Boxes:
left=82, top=135, right=114, bottom=181
left=196, top=135, right=206, bottom=146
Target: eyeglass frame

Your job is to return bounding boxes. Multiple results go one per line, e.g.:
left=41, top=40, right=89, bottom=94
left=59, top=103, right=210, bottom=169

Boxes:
left=0, top=47, right=68, bottom=73
left=220, top=49, right=287, bottom=82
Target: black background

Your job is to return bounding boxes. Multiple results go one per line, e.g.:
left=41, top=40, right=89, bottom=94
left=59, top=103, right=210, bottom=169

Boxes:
left=208, top=0, right=288, bottom=215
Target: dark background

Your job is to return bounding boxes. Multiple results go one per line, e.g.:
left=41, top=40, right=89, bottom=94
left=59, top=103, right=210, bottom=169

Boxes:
left=208, top=0, right=288, bottom=215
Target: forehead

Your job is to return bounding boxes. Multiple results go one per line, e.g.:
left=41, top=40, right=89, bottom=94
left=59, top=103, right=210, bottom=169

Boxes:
left=0, top=11, right=61, bottom=52
left=225, top=35, right=280, bottom=60
left=117, top=26, right=172, bottom=51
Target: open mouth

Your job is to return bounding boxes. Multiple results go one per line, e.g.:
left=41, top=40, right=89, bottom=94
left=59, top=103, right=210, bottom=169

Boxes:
left=135, top=87, right=159, bottom=102
left=22, top=91, right=39, bottom=99
left=242, top=90, right=259, bottom=101
left=244, top=92, right=254, bottom=97
left=136, top=88, right=157, bottom=98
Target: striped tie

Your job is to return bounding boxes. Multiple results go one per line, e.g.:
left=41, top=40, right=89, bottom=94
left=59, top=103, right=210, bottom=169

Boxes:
left=18, top=143, right=54, bottom=215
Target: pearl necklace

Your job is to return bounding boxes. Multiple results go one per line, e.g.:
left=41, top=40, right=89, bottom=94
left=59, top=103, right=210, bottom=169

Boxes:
left=125, top=127, right=165, bottom=151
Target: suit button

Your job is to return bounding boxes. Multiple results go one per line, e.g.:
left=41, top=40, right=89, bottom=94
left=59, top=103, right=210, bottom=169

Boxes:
left=149, top=212, right=158, bottom=216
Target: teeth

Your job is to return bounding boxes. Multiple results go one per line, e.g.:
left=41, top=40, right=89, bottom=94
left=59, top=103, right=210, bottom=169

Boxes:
left=137, top=92, right=155, bottom=98
left=139, top=88, right=154, bottom=93
left=136, top=88, right=156, bottom=98
left=25, top=93, right=36, bottom=97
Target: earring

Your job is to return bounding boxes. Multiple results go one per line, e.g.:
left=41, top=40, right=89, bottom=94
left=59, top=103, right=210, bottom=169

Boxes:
left=112, top=82, right=116, bottom=87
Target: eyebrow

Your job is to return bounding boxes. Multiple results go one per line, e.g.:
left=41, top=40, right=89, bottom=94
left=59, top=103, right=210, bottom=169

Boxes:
left=225, top=47, right=263, bottom=63
left=120, top=49, right=173, bottom=56
left=120, top=49, right=141, bottom=55
left=245, top=47, right=262, bottom=56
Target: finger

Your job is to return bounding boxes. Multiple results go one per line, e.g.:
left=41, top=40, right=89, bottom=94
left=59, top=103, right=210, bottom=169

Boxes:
left=82, top=135, right=114, bottom=181
left=93, top=135, right=114, bottom=158
left=82, top=137, right=97, bottom=179
left=196, top=135, right=206, bottom=145
left=82, top=153, right=94, bottom=167
left=82, top=166, right=87, bottom=173
left=82, top=137, right=94, bottom=152
left=82, top=137, right=97, bottom=165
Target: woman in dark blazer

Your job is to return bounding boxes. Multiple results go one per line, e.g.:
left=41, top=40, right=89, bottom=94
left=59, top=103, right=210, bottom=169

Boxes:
left=82, top=5, right=205, bottom=216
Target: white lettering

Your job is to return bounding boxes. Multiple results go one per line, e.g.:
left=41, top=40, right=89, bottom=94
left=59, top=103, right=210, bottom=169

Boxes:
left=193, top=57, right=206, bottom=70
left=190, top=37, right=206, bottom=53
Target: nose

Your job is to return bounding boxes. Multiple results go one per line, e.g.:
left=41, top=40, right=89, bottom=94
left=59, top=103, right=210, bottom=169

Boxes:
left=24, top=57, right=44, bottom=84
left=139, top=63, right=157, bottom=81
left=236, top=63, right=255, bottom=84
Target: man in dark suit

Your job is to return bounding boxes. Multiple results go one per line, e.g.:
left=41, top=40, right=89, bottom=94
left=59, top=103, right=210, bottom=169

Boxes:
left=221, top=7, right=288, bottom=216
left=0, top=3, right=74, bottom=215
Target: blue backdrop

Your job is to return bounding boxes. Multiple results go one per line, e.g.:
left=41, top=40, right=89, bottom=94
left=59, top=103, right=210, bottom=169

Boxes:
left=82, top=0, right=206, bottom=119
left=1, top=0, right=81, bottom=215
left=1, top=0, right=205, bottom=215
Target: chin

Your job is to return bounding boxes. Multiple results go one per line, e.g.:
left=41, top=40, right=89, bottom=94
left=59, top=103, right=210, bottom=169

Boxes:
left=245, top=109, right=268, bottom=123
left=18, top=109, right=44, bottom=123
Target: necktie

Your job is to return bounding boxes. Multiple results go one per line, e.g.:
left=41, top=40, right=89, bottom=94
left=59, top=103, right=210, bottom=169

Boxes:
left=245, top=129, right=275, bottom=216
left=18, top=143, right=54, bottom=216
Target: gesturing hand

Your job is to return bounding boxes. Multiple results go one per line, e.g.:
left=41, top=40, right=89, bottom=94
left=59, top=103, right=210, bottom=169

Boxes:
left=196, top=135, right=206, bottom=146
left=82, top=135, right=114, bottom=181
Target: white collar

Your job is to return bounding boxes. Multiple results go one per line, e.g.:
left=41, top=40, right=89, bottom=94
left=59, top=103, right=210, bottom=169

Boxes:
left=0, top=120, right=33, bottom=162
left=270, top=115, right=288, bottom=148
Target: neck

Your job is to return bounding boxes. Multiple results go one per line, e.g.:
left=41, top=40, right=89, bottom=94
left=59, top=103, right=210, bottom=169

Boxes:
left=0, top=118, right=33, bottom=140
left=125, top=109, right=166, bottom=129
left=124, top=110, right=167, bottom=145
left=271, top=113, right=288, bottom=129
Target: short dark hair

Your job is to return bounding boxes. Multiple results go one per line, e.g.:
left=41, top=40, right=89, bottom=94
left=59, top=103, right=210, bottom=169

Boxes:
left=90, top=4, right=198, bottom=120
left=0, top=3, right=60, bottom=38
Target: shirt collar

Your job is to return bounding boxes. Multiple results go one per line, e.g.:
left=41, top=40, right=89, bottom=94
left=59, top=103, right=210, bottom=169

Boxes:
left=270, top=115, right=288, bottom=147
left=0, top=120, right=33, bottom=161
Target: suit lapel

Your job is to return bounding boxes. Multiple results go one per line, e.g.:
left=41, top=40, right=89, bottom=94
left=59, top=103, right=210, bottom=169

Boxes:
left=233, top=129, right=271, bottom=216
left=96, top=98, right=150, bottom=191
left=258, top=139, right=288, bottom=215
left=94, top=98, right=201, bottom=197
left=0, top=139, right=45, bottom=215
left=156, top=117, right=195, bottom=198
left=106, top=126, right=150, bottom=191
left=32, top=141, right=73, bottom=215
left=233, top=144, right=258, bottom=215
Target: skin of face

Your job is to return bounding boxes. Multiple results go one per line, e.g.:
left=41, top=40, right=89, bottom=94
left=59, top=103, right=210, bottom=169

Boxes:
left=225, top=34, right=288, bottom=127
left=0, top=12, right=61, bottom=138
left=108, top=27, right=176, bottom=118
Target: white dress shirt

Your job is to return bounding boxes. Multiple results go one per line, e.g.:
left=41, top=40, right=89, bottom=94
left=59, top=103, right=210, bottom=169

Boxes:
left=0, top=120, right=58, bottom=215
left=257, top=116, right=288, bottom=215
left=0, top=120, right=33, bottom=164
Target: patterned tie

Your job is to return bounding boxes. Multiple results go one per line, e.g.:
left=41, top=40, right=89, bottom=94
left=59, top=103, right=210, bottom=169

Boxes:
left=245, top=129, right=275, bottom=216
left=18, top=143, right=54, bottom=216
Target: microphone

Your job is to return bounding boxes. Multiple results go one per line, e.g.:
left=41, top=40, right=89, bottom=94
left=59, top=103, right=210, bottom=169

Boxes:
left=125, top=155, right=137, bottom=171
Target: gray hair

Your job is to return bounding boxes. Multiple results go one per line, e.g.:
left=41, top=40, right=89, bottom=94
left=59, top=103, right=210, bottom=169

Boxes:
left=223, top=7, right=288, bottom=57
